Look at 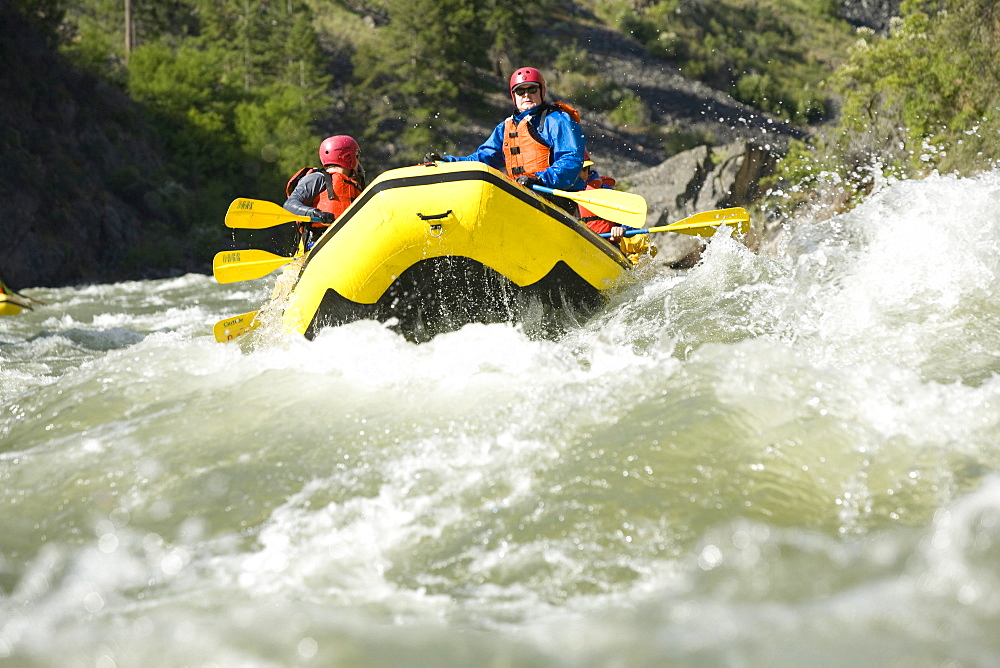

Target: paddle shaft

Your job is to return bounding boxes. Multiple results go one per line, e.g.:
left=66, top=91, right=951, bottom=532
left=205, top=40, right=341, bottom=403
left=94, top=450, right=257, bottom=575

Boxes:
left=7, top=290, right=45, bottom=305
left=605, top=227, right=706, bottom=238
left=599, top=207, right=750, bottom=238
left=1, top=278, right=46, bottom=305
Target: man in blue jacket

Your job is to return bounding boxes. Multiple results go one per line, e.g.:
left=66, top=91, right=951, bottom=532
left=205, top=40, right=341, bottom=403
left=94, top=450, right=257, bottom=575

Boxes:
left=426, top=67, right=587, bottom=196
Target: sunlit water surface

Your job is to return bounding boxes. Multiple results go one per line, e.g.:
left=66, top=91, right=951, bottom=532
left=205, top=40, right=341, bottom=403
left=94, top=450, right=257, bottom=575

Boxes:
left=3, top=171, right=1000, bottom=666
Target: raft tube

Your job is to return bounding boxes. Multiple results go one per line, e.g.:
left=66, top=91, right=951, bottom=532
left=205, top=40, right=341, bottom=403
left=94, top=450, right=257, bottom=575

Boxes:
left=280, top=161, right=632, bottom=342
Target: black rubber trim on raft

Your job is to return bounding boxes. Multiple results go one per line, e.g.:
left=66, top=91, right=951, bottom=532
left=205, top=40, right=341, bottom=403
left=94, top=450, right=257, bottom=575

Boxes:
left=304, top=257, right=606, bottom=342
left=299, top=166, right=632, bottom=274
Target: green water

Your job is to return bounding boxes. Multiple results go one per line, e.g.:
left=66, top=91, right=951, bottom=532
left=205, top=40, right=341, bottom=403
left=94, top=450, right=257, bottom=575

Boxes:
left=3, top=172, right=1000, bottom=666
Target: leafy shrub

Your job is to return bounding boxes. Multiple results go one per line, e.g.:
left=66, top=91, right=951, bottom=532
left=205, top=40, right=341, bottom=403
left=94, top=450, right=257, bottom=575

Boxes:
left=555, top=72, right=621, bottom=112
left=652, top=126, right=716, bottom=155
left=608, top=91, right=651, bottom=129
left=769, top=0, right=1000, bottom=217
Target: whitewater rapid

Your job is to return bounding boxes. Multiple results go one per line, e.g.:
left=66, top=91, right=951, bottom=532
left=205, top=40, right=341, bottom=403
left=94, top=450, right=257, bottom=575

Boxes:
left=3, top=170, right=1000, bottom=665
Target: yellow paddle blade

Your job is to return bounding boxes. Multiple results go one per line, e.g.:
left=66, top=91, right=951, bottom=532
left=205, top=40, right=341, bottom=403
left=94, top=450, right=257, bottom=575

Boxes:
left=213, top=250, right=299, bottom=283
left=213, top=311, right=260, bottom=342
left=657, top=207, right=750, bottom=237
left=534, top=185, right=647, bottom=228
left=225, top=198, right=312, bottom=229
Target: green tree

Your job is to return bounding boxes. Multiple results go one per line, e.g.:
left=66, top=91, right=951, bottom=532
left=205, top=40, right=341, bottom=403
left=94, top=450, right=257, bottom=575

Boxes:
left=349, top=0, right=549, bottom=164
left=128, top=42, right=243, bottom=177
left=117, top=0, right=333, bottom=227
left=11, top=0, right=67, bottom=46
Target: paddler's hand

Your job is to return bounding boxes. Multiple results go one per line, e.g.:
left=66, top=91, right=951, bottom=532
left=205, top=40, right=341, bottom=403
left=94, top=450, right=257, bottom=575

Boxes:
left=313, top=210, right=335, bottom=224
left=515, top=174, right=541, bottom=189
left=423, top=152, right=443, bottom=163
left=609, top=226, right=625, bottom=241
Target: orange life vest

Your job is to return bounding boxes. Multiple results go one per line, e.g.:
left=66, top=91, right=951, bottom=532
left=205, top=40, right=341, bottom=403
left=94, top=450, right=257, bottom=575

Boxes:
left=285, top=167, right=362, bottom=232
left=502, top=101, right=583, bottom=178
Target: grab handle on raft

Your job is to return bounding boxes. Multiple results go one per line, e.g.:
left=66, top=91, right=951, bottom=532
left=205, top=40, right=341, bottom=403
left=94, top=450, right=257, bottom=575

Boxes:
left=417, top=210, right=453, bottom=220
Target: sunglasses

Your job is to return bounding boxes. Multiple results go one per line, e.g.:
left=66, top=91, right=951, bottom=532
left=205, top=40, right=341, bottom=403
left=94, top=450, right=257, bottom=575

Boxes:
left=513, top=85, right=540, bottom=96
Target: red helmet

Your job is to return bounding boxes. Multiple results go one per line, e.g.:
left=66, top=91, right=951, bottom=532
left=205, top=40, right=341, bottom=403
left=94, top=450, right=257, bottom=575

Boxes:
left=318, top=135, right=360, bottom=170
left=509, top=67, right=546, bottom=103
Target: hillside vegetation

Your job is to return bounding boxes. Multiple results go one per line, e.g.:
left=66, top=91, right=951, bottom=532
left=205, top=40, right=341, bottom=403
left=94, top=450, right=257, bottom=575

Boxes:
left=588, top=0, right=853, bottom=125
left=4, top=0, right=1000, bottom=285
left=766, top=0, right=1000, bottom=214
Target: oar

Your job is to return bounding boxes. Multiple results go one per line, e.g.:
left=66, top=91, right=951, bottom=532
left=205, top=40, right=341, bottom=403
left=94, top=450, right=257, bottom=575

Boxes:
left=0, top=278, right=46, bottom=306
left=5, top=289, right=45, bottom=306
left=600, top=207, right=750, bottom=238
left=225, top=197, right=319, bottom=229
left=213, top=310, right=261, bottom=342
left=213, top=249, right=302, bottom=283
left=531, top=185, right=647, bottom=228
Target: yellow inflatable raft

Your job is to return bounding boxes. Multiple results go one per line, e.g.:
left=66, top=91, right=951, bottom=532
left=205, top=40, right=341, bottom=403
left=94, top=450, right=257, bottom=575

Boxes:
left=277, top=161, right=632, bottom=341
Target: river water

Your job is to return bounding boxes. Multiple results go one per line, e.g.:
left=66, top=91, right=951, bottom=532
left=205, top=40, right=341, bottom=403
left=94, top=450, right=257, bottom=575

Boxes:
left=3, top=170, right=1000, bottom=666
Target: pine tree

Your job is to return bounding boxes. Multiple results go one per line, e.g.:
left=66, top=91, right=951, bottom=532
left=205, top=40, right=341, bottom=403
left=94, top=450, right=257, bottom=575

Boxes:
left=349, top=0, right=543, bottom=163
